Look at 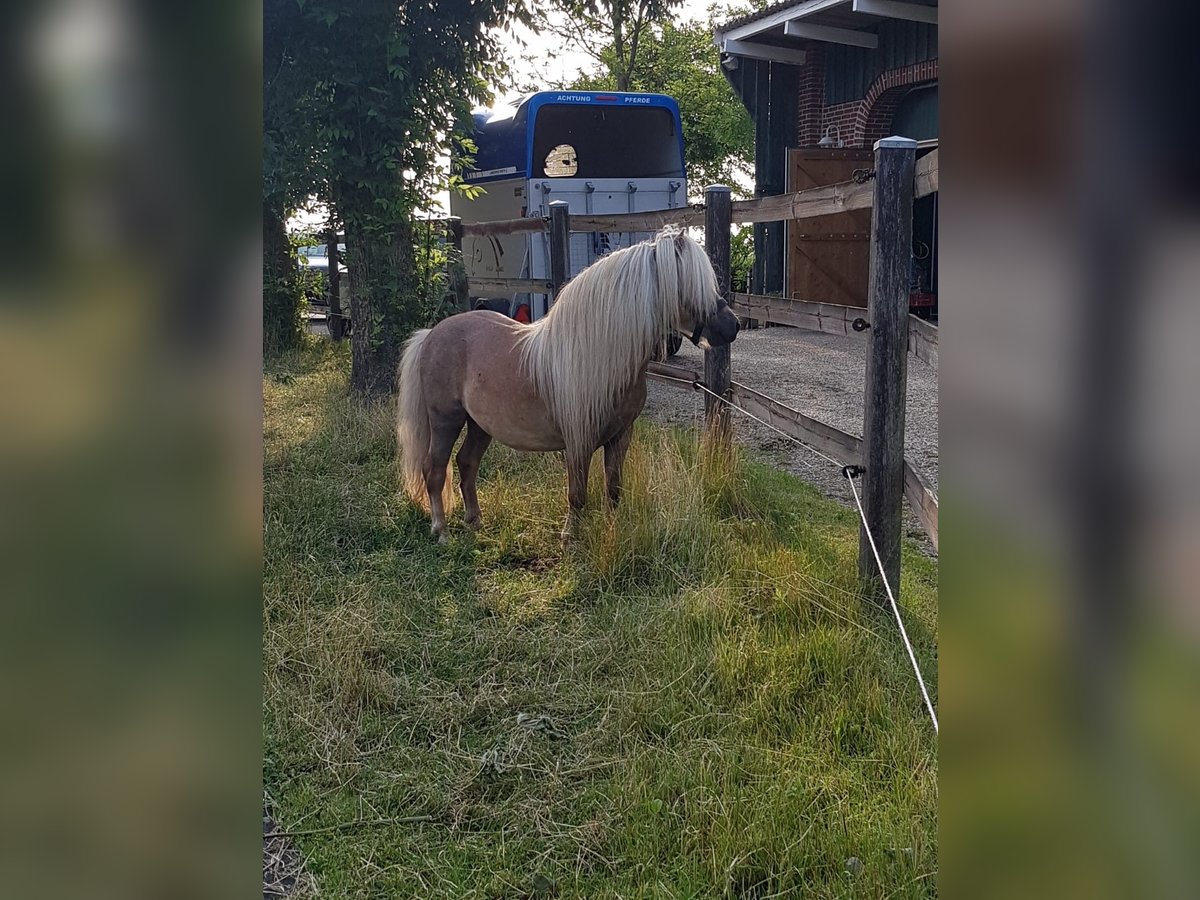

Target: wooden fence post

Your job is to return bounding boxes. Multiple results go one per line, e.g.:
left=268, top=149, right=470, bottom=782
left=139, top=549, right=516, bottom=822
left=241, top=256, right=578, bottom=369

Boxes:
left=326, top=223, right=344, bottom=340
left=446, top=217, right=469, bottom=313
left=858, top=136, right=917, bottom=604
left=704, top=185, right=733, bottom=438
left=548, top=200, right=571, bottom=301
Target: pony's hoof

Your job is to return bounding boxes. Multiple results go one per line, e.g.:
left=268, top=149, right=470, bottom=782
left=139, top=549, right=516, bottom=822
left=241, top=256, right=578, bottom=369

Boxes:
left=464, top=515, right=482, bottom=532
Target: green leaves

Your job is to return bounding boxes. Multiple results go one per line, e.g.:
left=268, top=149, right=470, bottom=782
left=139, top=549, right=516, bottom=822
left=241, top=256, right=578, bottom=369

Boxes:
left=537, top=0, right=684, bottom=90
left=265, top=0, right=536, bottom=392
left=448, top=174, right=485, bottom=201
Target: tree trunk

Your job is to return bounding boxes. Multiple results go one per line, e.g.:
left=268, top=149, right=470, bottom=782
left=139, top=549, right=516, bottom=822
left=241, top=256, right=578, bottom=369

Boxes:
left=263, top=198, right=301, bottom=357
left=612, top=10, right=629, bottom=91
left=326, top=221, right=345, bottom=341
left=345, top=214, right=418, bottom=398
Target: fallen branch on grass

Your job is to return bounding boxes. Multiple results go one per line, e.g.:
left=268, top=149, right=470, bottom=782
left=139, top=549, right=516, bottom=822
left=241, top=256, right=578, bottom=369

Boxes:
left=265, top=814, right=435, bottom=839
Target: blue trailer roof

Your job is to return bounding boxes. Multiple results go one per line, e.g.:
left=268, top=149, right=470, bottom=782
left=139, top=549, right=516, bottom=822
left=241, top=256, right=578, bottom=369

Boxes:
left=463, top=92, right=685, bottom=184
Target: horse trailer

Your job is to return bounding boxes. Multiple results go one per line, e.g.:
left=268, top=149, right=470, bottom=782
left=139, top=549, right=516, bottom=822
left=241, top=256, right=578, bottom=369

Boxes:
left=451, top=91, right=688, bottom=327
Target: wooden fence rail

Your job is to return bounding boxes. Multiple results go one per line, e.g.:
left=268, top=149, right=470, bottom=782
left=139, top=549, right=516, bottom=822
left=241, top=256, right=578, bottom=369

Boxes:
left=902, top=463, right=940, bottom=553
left=332, top=156, right=940, bottom=241
left=731, top=292, right=869, bottom=338
left=731, top=382, right=861, bottom=467
left=571, top=209, right=706, bottom=232
left=908, top=315, right=938, bottom=369
left=456, top=150, right=939, bottom=238
left=648, top=360, right=700, bottom=388
left=466, top=277, right=555, bottom=295
left=730, top=291, right=938, bottom=371
left=461, top=217, right=546, bottom=238
left=732, top=179, right=874, bottom=224
left=562, top=179, right=875, bottom=233
left=914, top=149, right=938, bottom=199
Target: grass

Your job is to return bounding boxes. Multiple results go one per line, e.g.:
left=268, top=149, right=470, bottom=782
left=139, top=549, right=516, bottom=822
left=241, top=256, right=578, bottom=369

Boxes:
left=264, top=340, right=938, bottom=898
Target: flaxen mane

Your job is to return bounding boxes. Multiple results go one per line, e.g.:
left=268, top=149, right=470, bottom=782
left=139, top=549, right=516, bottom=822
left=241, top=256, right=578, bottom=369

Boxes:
left=516, top=228, right=719, bottom=449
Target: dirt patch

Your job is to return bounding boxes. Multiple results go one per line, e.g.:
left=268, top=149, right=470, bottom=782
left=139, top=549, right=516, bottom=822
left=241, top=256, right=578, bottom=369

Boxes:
left=264, top=804, right=316, bottom=898
left=642, top=326, right=938, bottom=553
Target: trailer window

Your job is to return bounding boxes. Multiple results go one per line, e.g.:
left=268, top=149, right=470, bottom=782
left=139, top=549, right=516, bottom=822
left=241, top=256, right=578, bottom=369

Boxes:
left=532, top=105, right=683, bottom=179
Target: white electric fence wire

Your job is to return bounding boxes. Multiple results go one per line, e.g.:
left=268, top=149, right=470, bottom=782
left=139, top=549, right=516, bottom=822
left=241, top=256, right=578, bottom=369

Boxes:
left=688, top=378, right=939, bottom=734
left=845, top=472, right=939, bottom=733
left=691, top=380, right=843, bottom=470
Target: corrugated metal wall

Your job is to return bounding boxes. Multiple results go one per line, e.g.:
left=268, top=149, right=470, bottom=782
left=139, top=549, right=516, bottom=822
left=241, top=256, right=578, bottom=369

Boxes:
left=824, top=21, right=937, bottom=105
left=723, top=56, right=798, bottom=294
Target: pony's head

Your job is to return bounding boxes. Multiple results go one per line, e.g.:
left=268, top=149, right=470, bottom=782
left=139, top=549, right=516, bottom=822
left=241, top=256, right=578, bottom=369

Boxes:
left=516, top=228, right=740, bottom=449
left=652, top=229, right=740, bottom=349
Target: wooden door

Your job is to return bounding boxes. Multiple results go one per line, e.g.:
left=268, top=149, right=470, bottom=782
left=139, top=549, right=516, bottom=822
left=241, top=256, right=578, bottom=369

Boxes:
left=787, top=149, right=873, bottom=306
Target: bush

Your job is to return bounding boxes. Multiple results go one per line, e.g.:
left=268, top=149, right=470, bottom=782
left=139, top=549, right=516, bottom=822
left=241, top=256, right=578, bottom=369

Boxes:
left=731, top=227, right=754, bottom=294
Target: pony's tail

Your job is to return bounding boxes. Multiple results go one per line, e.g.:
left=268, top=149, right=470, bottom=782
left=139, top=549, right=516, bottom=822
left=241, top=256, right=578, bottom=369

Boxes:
left=396, top=329, right=454, bottom=512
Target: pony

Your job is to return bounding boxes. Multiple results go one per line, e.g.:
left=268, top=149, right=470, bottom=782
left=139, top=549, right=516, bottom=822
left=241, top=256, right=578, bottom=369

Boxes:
left=396, top=227, right=740, bottom=542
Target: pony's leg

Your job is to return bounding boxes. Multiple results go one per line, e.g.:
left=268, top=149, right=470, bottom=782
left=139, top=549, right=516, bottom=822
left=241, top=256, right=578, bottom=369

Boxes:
left=561, top=447, right=592, bottom=543
left=425, top=415, right=465, bottom=543
left=602, top=425, right=634, bottom=509
left=456, top=418, right=492, bottom=530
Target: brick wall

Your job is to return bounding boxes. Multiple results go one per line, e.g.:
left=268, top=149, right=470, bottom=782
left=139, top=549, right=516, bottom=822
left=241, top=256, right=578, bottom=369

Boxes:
left=799, top=57, right=938, bottom=148
left=795, top=45, right=826, bottom=148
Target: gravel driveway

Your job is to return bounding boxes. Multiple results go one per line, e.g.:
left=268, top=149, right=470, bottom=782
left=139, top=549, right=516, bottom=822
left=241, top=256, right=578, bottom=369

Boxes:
left=642, top=326, right=938, bottom=553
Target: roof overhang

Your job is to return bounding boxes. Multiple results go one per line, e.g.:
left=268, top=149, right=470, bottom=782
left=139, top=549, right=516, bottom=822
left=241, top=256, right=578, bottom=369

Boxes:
left=715, top=0, right=937, bottom=59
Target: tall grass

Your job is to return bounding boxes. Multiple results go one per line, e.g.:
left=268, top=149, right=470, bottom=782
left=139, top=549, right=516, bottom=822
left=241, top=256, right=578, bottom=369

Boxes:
left=264, top=341, right=938, bottom=898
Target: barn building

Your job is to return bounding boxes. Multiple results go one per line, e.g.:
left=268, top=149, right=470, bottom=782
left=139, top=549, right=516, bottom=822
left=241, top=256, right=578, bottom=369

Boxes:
left=714, top=0, right=938, bottom=315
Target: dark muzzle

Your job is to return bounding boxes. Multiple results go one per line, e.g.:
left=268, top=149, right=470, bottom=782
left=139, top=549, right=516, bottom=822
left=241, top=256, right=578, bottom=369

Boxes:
left=692, top=298, right=739, bottom=347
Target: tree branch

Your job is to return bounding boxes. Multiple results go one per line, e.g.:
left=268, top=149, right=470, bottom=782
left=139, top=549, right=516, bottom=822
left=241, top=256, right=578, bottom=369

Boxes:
left=557, top=9, right=609, bottom=66
left=611, top=5, right=628, bottom=89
